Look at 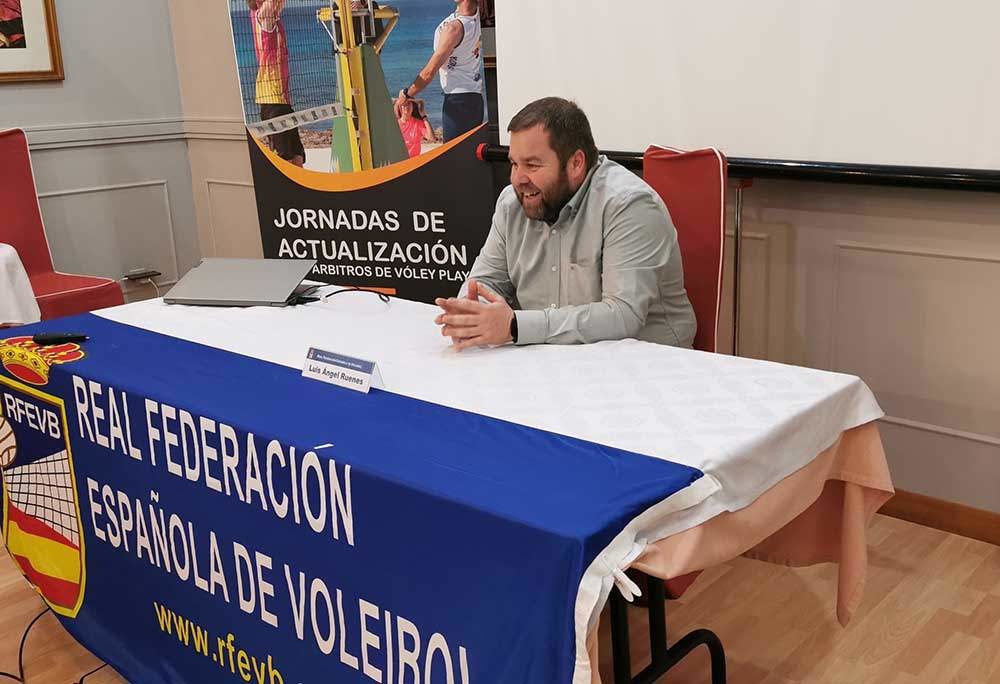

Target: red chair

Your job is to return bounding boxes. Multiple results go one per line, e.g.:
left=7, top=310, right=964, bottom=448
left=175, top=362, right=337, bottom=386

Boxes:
left=643, top=145, right=727, bottom=355
left=0, top=129, right=124, bottom=320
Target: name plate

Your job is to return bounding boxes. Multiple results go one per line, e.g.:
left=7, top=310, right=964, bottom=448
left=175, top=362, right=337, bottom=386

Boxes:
left=302, top=348, right=383, bottom=394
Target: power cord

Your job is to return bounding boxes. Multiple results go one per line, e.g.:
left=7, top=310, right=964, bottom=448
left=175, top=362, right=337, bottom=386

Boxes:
left=120, top=269, right=162, bottom=300
left=75, top=663, right=109, bottom=684
left=0, top=608, right=49, bottom=683
left=321, top=286, right=391, bottom=303
left=286, top=283, right=324, bottom=306
left=0, top=606, right=110, bottom=683
left=141, top=278, right=160, bottom=297
left=118, top=276, right=161, bottom=300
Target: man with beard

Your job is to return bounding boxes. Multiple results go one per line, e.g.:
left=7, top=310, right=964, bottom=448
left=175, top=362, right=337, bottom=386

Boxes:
left=434, top=97, right=696, bottom=349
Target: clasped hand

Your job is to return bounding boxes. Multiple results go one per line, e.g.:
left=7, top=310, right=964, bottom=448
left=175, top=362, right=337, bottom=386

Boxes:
left=434, top=279, right=514, bottom=351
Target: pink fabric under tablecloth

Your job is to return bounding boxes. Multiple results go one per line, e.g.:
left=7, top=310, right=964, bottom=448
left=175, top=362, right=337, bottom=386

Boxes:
left=587, top=421, right=894, bottom=681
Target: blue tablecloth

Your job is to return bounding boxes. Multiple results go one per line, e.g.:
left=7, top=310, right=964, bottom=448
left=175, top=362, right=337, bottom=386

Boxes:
left=0, top=314, right=705, bottom=683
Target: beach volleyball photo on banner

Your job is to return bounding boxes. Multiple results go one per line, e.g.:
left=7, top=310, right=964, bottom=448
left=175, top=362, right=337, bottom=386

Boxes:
left=228, top=0, right=487, bottom=173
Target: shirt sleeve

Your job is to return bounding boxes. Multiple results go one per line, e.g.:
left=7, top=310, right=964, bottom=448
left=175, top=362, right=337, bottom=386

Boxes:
left=460, top=193, right=517, bottom=305
left=515, top=191, right=672, bottom=345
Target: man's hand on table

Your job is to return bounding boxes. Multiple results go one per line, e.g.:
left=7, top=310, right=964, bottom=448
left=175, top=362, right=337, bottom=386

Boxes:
left=434, top=279, right=515, bottom=351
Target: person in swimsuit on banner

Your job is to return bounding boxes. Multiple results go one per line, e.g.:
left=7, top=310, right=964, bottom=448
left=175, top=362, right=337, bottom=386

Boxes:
left=249, top=0, right=305, bottom=167
left=397, top=0, right=484, bottom=142
left=434, top=97, right=697, bottom=350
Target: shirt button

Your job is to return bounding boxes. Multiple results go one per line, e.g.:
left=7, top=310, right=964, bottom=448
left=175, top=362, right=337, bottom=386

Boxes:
left=551, top=266, right=557, bottom=272
left=550, top=229, right=556, bottom=236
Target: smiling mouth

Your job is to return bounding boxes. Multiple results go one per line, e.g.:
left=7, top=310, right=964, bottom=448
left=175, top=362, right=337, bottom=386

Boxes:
left=522, top=190, right=541, bottom=200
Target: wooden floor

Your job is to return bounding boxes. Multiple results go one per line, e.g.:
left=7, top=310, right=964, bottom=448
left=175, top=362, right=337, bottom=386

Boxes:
left=3, top=514, right=999, bottom=683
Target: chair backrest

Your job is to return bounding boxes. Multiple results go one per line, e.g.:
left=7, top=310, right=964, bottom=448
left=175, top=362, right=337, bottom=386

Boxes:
left=643, top=146, right=727, bottom=353
left=0, top=128, right=54, bottom=277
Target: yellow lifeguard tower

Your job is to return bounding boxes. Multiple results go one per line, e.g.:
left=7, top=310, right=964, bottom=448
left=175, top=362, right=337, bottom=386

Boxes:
left=317, top=1, right=408, bottom=172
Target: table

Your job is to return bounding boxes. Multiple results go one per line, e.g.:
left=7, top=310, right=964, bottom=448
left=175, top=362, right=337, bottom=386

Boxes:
left=0, top=293, right=889, bottom=683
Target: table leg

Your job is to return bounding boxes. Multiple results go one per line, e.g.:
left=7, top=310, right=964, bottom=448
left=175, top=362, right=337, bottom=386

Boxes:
left=607, top=575, right=727, bottom=684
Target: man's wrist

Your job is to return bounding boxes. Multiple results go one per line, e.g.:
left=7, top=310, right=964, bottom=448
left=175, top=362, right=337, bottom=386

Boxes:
left=512, top=310, right=547, bottom=346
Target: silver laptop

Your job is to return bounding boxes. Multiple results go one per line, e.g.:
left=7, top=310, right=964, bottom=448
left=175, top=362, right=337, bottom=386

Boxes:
left=164, top=258, right=317, bottom=307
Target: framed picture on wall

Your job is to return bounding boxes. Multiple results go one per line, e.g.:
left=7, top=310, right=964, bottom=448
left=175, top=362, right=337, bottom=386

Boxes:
left=0, top=0, right=62, bottom=83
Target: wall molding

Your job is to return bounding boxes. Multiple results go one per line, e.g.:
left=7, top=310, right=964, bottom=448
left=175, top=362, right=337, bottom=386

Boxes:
left=204, top=179, right=254, bottom=189
left=23, top=116, right=248, bottom=150
left=37, top=180, right=181, bottom=288
left=831, top=241, right=1000, bottom=369
left=879, top=415, right=1000, bottom=448
left=184, top=117, right=247, bottom=142
left=723, top=230, right=769, bottom=242
left=37, top=178, right=168, bottom=199
left=881, top=488, right=1000, bottom=546
left=205, top=179, right=256, bottom=257
left=24, top=118, right=186, bottom=150
left=830, top=240, right=1000, bottom=436
left=836, top=240, right=1000, bottom=265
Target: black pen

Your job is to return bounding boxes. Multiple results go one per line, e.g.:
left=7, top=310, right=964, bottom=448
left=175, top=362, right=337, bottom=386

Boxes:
left=32, top=333, right=90, bottom=346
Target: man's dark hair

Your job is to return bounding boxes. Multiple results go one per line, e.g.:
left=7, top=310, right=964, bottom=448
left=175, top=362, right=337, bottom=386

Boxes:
left=507, top=97, right=598, bottom=170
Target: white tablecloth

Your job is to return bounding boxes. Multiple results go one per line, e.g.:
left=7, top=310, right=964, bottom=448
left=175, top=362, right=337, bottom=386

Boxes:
left=0, top=243, right=40, bottom=326
left=98, top=292, right=884, bottom=536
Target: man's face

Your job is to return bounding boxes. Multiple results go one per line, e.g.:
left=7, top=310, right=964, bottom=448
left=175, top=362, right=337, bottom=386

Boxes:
left=508, top=124, right=575, bottom=222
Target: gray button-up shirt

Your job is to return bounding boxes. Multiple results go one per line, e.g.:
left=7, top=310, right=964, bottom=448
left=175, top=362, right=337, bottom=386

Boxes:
left=466, top=156, right=697, bottom=347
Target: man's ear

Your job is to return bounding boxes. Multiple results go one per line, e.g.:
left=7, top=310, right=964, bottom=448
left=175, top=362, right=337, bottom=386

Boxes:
left=568, top=149, right=587, bottom=183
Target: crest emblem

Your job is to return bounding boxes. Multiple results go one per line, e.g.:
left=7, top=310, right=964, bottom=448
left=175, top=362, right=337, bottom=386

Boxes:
left=1, top=378, right=86, bottom=618
left=0, top=336, right=85, bottom=386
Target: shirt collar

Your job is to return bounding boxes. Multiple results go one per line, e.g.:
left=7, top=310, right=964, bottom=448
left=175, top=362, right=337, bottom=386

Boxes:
left=561, top=155, right=606, bottom=220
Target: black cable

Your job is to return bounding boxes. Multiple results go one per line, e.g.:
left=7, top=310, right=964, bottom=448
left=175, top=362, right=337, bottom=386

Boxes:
left=76, top=662, right=108, bottom=684
left=285, top=283, right=326, bottom=306
left=0, top=608, right=49, bottom=683
left=321, top=286, right=391, bottom=303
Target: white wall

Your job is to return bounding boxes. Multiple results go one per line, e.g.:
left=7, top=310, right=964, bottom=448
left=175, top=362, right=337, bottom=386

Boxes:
left=719, top=180, right=1000, bottom=513
left=497, top=0, right=1000, bottom=171
left=1, top=0, right=261, bottom=303
left=167, top=0, right=261, bottom=261
left=0, top=0, right=200, bottom=301
left=5, top=1, right=184, bottom=128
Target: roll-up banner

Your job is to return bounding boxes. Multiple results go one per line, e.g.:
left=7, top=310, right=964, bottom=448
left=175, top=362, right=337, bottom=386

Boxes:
left=227, top=0, right=496, bottom=302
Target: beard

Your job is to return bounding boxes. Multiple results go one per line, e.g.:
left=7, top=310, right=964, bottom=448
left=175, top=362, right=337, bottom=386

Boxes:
left=515, top=168, right=575, bottom=224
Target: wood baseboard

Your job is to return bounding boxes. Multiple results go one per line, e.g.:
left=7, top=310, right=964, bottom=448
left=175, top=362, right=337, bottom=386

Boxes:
left=880, top=489, right=1000, bottom=546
